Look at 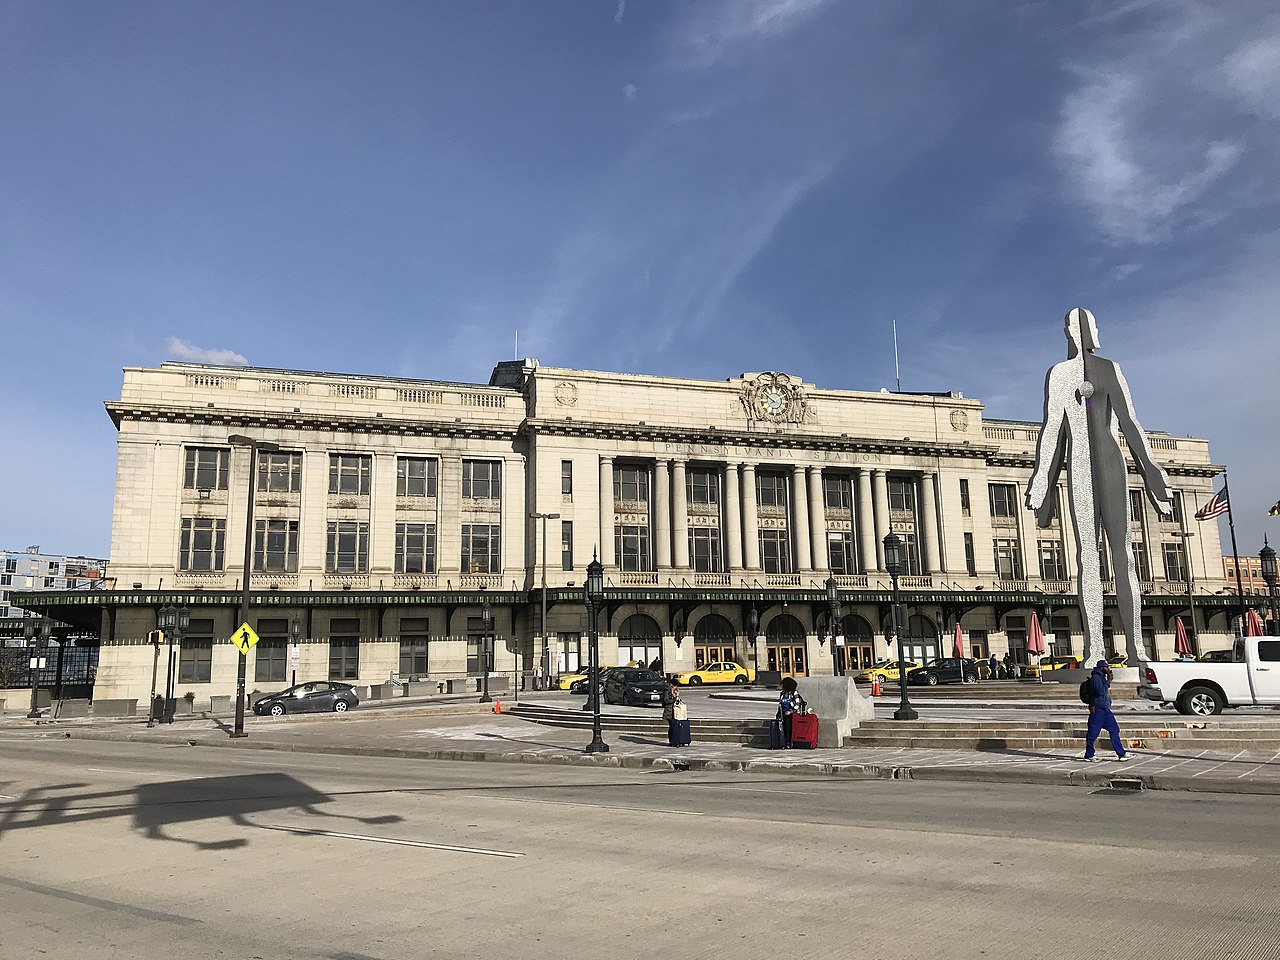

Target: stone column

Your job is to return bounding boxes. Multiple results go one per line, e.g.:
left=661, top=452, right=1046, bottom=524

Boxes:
left=921, top=472, right=941, bottom=574
left=438, top=455, right=463, bottom=575
left=856, top=468, right=876, bottom=573
left=808, top=466, right=827, bottom=572
left=742, top=464, right=760, bottom=570
left=672, top=459, right=690, bottom=569
left=791, top=465, right=812, bottom=571
left=654, top=460, right=672, bottom=570
left=724, top=464, right=743, bottom=571
left=599, top=457, right=615, bottom=567
left=872, top=469, right=890, bottom=570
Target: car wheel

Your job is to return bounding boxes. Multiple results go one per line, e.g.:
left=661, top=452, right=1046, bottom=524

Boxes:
left=963, top=673, right=977, bottom=684
left=1177, top=685, right=1223, bottom=716
left=926, top=674, right=940, bottom=686
left=733, top=675, right=747, bottom=684
left=333, top=699, right=349, bottom=712
left=689, top=676, right=702, bottom=685
left=270, top=703, right=285, bottom=717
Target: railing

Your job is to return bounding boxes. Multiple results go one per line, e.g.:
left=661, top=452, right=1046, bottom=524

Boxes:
left=835, top=574, right=869, bottom=589
left=397, top=387, right=444, bottom=404
left=693, top=573, right=731, bottom=586
left=618, top=572, right=659, bottom=586
left=459, top=574, right=502, bottom=589
left=1041, top=579, right=1072, bottom=593
left=995, top=579, right=1028, bottom=592
left=393, top=574, right=439, bottom=589
left=765, top=574, right=801, bottom=587
left=899, top=576, right=934, bottom=589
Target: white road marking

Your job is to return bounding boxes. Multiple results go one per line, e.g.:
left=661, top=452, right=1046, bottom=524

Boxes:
left=461, top=794, right=705, bottom=816
left=257, top=823, right=524, bottom=857
left=88, top=767, right=154, bottom=776
left=0, top=794, right=16, bottom=800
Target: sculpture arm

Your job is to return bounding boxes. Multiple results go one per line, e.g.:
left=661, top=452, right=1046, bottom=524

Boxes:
left=1026, top=369, right=1068, bottom=527
left=1107, top=363, right=1173, bottom=514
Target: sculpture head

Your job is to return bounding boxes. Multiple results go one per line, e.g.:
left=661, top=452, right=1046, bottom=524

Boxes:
left=1064, top=307, right=1100, bottom=354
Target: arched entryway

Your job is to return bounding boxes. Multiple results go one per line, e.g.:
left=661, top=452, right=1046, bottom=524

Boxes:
left=894, top=613, right=939, bottom=665
left=617, top=613, right=661, bottom=668
left=693, top=613, right=736, bottom=667
left=837, top=613, right=875, bottom=673
left=766, top=613, right=807, bottom=677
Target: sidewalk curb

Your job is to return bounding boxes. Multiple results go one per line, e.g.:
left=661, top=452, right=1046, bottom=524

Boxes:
left=52, top=727, right=1280, bottom=796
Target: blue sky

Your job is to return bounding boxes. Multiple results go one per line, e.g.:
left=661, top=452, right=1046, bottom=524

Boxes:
left=2, top=0, right=1278, bottom=562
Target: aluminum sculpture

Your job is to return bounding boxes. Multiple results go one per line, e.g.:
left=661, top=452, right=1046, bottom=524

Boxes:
left=1026, top=308, right=1173, bottom=667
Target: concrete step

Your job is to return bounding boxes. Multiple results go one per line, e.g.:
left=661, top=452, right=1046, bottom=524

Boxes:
left=509, top=704, right=772, bottom=745
left=863, top=681, right=1140, bottom=700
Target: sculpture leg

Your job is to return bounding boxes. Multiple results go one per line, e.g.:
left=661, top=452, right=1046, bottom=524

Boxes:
left=1069, top=473, right=1106, bottom=666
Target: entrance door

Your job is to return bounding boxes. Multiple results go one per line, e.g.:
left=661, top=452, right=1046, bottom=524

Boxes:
left=695, top=644, right=735, bottom=668
left=767, top=644, right=807, bottom=677
left=838, top=644, right=874, bottom=673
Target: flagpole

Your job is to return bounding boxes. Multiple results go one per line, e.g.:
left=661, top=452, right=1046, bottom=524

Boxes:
left=1222, top=472, right=1250, bottom=631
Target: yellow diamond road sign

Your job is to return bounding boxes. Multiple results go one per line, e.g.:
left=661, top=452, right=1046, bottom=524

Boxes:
left=231, top=622, right=260, bottom=656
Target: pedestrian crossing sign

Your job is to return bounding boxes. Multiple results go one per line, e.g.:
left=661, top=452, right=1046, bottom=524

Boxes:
left=231, top=622, right=260, bottom=655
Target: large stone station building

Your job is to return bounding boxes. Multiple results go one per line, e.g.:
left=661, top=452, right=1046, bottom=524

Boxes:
left=9, top=358, right=1240, bottom=703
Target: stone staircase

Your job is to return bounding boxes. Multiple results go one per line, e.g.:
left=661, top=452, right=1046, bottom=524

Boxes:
left=860, top=680, right=1139, bottom=701
left=842, top=718, right=1280, bottom=753
left=508, top=703, right=772, bottom=746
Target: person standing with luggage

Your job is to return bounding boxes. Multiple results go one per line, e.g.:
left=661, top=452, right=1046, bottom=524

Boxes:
left=777, top=677, right=807, bottom=748
left=663, top=681, right=691, bottom=747
left=1083, top=660, right=1128, bottom=762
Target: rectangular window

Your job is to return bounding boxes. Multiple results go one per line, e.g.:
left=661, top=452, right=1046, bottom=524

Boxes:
left=395, top=522, right=437, bottom=574
left=616, top=524, right=651, bottom=572
left=959, top=479, right=972, bottom=516
left=1170, top=490, right=1184, bottom=524
left=43, top=576, right=58, bottom=588
left=183, top=447, right=230, bottom=490
left=756, top=473, right=787, bottom=507
left=899, top=532, right=922, bottom=576
left=1131, top=541, right=1151, bottom=581
left=258, top=451, right=302, bottom=493
left=462, top=460, right=501, bottom=499
left=254, top=618, right=289, bottom=683
left=1038, top=540, right=1067, bottom=580
left=1128, top=489, right=1146, bottom=524
left=688, top=468, right=720, bottom=505
left=964, top=532, right=977, bottom=576
left=399, top=617, right=430, bottom=676
left=0, top=574, right=9, bottom=587
left=254, top=519, right=299, bottom=572
left=689, top=527, right=722, bottom=572
left=823, top=475, right=852, bottom=510
left=988, top=483, right=1018, bottom=518
left=613, top=465, right=649, bottom=503
left=328, top=454, right=371, bottom=495
left=47, top=561, right=59, bottom=574
left=888, top=478, right=916, bottom=512
left=177, top=618, right=214, bottom=683
left=461, top=523, right=501, bottom=574
left=993, top=538, right=1024, bottom=579
left=4, top=559, right=15, bottom=573
left=396, top=457, right=438, bottom=497
left=827, top=532, right=856, bottom=574
left=325, top=521, right=369, bottom=573
left=329, top=618, right=360, bottom=680
left=560, top=520, right=573, bottom=571
left=759, top=529, right=791, bottom=573
left=561, top=460, right=573, bottom=497
left=179, top=518, right=226, bottom=572
left=1163, top=542, right=1187, bottom=582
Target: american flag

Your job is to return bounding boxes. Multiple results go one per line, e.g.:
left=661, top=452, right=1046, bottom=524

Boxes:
left=1270, top=499, right=1280, bottom=517
left=1195, top=489, right=1230, bottom=521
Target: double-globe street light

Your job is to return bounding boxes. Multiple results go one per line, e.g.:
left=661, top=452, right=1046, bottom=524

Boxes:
left=825, top=575, right=842, bottom=676
left=530, top=511, right=560, bottom=689
left=156, top=604, right=190, bottom=723
left=1261, top=539, right=1278, bottom=636
left=883, top=531, right=918, bottom=722
left=582, top=552, right=609, bottom=754
left=23, top=616, right=53, bottom=718
left=479, top=586, right=493, bottom=703
left=228, top=434, right=280, bottom=738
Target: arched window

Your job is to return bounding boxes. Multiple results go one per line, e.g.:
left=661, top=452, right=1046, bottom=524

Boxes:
left=765, top=614, right=807, bottom=676
left=617, top=613, right=661, bottom=669
left=693, top=614, right=736, bottom=667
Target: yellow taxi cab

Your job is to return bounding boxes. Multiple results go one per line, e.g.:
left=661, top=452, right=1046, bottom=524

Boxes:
left=856, top=660, right=921, bottom=682
left=1024, top=655, right=1081, bottom=677
left=556, top=666, right=615, bottom=691
left=1106, top=655, right=1129, bottom=669
left=672, top=661, right=756, bottom=685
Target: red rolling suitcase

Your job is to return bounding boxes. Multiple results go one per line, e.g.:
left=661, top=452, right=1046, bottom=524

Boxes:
left=789, top=712, right=818, bottom=749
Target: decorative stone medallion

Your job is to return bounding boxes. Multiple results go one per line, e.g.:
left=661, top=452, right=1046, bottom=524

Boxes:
left=553, top=381, right=578, bottom=406
left=950, top=409, right=969, bottom=432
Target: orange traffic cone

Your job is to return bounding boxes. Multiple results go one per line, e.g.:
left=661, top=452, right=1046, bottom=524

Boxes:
left=871, top=675, right=882, bottom=697
left=494, top=697, right=502, bottom=714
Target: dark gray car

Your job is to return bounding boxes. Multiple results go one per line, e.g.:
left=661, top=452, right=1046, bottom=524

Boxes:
left=253, top=681, right=359, bottom=716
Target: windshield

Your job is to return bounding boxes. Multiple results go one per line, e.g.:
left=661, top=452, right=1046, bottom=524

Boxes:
left=619, top=670, right=663, bottom=683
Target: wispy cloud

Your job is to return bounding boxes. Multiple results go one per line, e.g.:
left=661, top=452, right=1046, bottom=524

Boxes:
left=614, top=0, right=625, bottom=26
left=622, top=83, right=638, bottom=102
left=165, top=338, right=248, bottom=366
left=675, top=0, right=831, bottom=68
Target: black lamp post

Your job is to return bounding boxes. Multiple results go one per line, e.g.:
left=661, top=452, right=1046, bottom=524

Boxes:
left=583, top=552, right=609, bottom=753
left=883, top=532, right=918, bottom=721
left=289, top=614, right=302, bottom=687
left=479, top=587, right=493, bottom=703
left=157, top=604, right=190, bottom=723
left=825, top=575, right=842, bottom=676
left=1261, top=539, right=1278, bottom=636
left=24, top=616, right=52, bottom=718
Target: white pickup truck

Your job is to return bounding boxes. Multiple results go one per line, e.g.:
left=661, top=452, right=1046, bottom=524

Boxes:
left=1138, top=636, right=1280, bottom=715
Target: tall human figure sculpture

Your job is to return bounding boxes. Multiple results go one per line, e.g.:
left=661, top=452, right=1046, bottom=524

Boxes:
left=1026, top=308, right=1173, bottom=667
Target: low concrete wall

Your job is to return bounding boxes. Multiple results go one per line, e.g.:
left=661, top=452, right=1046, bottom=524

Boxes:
left=210, top=695, right=232, bottom=713
left=797, top=676, right=874, bottom=748
left=91, top=699, right=138, bottom=718
left=54, top=699, right=91, bottom=718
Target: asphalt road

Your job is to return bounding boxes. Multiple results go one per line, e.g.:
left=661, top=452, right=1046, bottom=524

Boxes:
left=2, top=737, right=1278, bottom=960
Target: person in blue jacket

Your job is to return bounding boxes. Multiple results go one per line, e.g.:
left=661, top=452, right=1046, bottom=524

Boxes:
left=778, top=677, right=807, bottom=748
left=1084, top=660, right=1129, bottom=762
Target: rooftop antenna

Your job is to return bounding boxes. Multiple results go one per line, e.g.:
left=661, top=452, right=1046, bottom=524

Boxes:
left=515, top=330, right=519, bottom=359
left=892, top=316, right=901, bottom=392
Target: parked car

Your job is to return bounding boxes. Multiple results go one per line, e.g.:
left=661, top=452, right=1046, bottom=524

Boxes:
left=856, top=660, right=921, bottom=683
left=672, top=661, right=756, bottom=685
left=1198, top=649, right=1235, bottom=663
left=602, top=668, right=669, bottom=706
left=252, top=681, right=359, bottom=717
left=569, top=666, right=617, bottom=694
left=1140, top=636, right=1280, bottom=715
left=1106, top=655, right=1129, bottom=669
left=1025, top=655, right=1081, bottom=677
left=906, top=658, right=979, bottom=685
left=557, top=665, right=616, bottom=691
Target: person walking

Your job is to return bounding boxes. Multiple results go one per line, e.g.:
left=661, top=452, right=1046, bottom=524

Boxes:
left=1003, top=652, right=1017, bottom=680
left=988, top=653, right=1001, bottom=681
left=1083, top=660, right=1129, bottom=762
left=777, top=677, right=807, bottom=748
left=663, top=681, right=691, bottom=747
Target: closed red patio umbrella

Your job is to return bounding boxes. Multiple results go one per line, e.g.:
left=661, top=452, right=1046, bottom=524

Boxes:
left=1026, top=614, right=1046, bottom=682
left=1174, top=616, right=1192, bottom=658
left=952, top=622, right=965, bottom=660
left=1246, top=609, right=1266, bottom=637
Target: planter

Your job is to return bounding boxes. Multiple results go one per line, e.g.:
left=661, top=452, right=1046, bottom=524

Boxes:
left=447, top=678, right=475, bottom=694
left=210, top=695, right=232, bottom=713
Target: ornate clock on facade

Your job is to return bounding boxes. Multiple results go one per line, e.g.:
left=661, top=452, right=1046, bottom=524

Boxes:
left=740, top=372, right=811, bottom=424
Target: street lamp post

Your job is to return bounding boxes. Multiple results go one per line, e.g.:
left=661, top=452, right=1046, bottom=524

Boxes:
left=24, top=616, right=52, bottom=718
left=583, top=552, right=609, bottom=753
left=883, top=532, right=918, bottom=721
left=530, top=511, right=560, bottom=689
left=479, top=587, right=492, bottom=703
left=157, top=604, right=190, bottom=723
left=825, top=575, right=842, bottom=675
left=229, top=434, right=280, bottom=738
left=1261, top=539, right=1278, bottom=636
left=289, top=614, right=302, bottom=687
